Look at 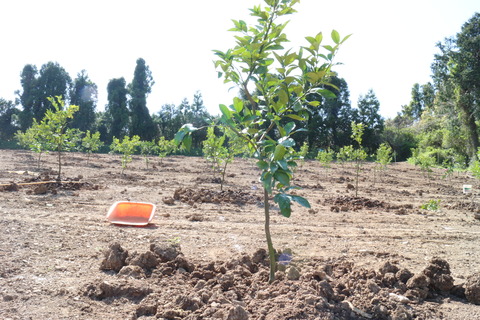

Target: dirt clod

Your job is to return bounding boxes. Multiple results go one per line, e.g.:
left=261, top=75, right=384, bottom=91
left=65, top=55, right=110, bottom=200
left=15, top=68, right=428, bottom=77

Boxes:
left=465, top=274, right=480, bottom=304
left=100, top=242, right=128, bottom=272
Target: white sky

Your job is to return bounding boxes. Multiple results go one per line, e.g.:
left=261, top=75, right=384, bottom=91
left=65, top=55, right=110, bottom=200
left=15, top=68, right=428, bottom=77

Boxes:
left=0, top=0, right=479, bottom=119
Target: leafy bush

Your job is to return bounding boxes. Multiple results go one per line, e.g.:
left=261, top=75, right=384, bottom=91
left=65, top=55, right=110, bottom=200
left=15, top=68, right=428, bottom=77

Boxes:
left=110, top=135, right=141, bottom=174
left=421, top=199, right=441, bottom=211
left=157, top=137, right=177, bottom=164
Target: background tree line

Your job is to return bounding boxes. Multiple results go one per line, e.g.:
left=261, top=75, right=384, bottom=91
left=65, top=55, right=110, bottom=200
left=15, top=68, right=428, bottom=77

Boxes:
left=386, top=12, right=480, bottom=168
left=1, top=12, right=478, bottom=164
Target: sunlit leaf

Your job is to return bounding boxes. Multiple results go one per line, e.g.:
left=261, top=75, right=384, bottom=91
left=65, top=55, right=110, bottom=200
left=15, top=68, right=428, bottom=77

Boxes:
left=219, top=104, right=232, bottom=119
left=286, top=114, right=306, bottom=121
left=331, top=30, right=340, bottom=44
left=273, top=144, right=286, bottom=160
left=233, top=97, right=244, bottom=112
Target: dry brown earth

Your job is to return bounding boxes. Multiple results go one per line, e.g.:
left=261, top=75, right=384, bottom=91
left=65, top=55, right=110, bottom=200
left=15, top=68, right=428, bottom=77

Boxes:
left=2, top=149, right=480, bottom=319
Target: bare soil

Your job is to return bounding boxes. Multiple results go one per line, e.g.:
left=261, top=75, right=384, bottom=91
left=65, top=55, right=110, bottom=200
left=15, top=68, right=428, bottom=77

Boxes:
left=2, top=149, right=480, bottom=319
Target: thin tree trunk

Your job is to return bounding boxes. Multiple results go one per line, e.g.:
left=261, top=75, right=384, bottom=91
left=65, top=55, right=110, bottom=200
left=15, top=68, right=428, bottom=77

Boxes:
left=264, top=187, right=276, bottom=283
left=458, top=89, right=479, bottom=162
left=57, top=146, right=62, bottom=181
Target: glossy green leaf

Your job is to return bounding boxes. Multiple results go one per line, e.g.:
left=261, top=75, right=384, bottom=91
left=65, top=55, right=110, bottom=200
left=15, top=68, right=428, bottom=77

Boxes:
left=290, top=195, right=311, bottom=208
left=317, top=89, right=337, bottom=99
left=183, top=134, right=192, bottom=151
left=261, top=171, right=273, bottom=194
left=182, top=124, right=197, bottom=133
left=277, top=159, right=288, bottom=170
left=342, top=34, right=352, bottom=44
left=233, top=97, right=244, bottom=112
left=174, top=130, right=186, bottom=145
left=274, top=170, right=290, bottom=186
left=284, top=122, right=296, bottom=135
left=279, top=137, right=295, bottom=147
left=273, top=144, right=286, bottom=160
left=286, top=114, right=306, bottom=121
left=274, top=193, right=292, bottom=218
left=219, top=104, right=232, bottom=119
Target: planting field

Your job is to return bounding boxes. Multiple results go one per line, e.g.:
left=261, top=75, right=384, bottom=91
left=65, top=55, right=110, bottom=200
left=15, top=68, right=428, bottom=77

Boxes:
left=2, top=149, right=480, bottom=319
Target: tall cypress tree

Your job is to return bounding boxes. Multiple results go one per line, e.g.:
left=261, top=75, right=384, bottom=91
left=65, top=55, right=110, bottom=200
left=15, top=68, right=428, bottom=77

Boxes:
left=18, top=64, right=38, bottom=130
left=128, top=58, right=158, bottom=140
left=356, top=89, right=384, bottom=152
left=35, top=61, right=72, bottom=120
left=70, top=70, right=98, bottom=131
left=106, top=77, right=129, bottom=141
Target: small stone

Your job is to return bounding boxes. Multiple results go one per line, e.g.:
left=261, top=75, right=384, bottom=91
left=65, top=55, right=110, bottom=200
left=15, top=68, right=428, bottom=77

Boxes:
left=163, top=197, right=175, bottom=205
left=287, top=266, right=301, bottom=280
left=100, top=243, right=128, bottom=272
left=367, top=280, right=380, bottom=293
left=33, top=184, right=48, bottom=195
left=226, top=305, right=249, bottom=320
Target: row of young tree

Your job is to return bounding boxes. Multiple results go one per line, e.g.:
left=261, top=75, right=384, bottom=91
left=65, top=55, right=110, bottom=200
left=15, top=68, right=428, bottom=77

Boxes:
left=0, top=60, right=385, bottom=155
left=1, top=13, right=479, bottom=165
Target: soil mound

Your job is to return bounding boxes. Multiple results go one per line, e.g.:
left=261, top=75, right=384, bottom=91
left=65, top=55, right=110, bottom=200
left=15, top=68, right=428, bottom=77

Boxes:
left=88, top=244, right=476, bottom=319
left=173, top=187, right=261, bottom=205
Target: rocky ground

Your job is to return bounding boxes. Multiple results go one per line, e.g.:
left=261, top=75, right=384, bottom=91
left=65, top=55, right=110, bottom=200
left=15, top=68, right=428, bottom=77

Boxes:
left=2, top=149, right=480, bottom=319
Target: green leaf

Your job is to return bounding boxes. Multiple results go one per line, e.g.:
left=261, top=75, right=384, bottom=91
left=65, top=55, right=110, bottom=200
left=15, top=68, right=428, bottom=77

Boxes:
left=274, top=193, right=291, bottom=218
left=290, top=195, right=311, bottom=208
left=285, top=114, right=306, bottom=121
left=273, top=144, right=286, bottom=160
left=308, top=101, right=320, bottom=107
left=219, top=104, right=232, bottom=119
left=184, top=135, right=192, bottom=151
left=279, top=137, right=295, bottom=147
left=233, top=97, right=244, bottom=113
left=278, top=89, right=289, bottom=105
left=277, top=159, right=288, bottom=170
left=331, top=30, right=340, bottom=44
left=274, top=170, right=290, bottom=186
left=181, top=123, right=197, bottom=133
left=317, top=89, right=337, bottom=99
left=174, top=130, right=186, bottom=145
left=341, top=33, right=352, bottom=44
left=261, top=171, right=273, bottom=194
left=284, top=122, right=295, bottom=135
left=257, top=160, right=269, bottom=170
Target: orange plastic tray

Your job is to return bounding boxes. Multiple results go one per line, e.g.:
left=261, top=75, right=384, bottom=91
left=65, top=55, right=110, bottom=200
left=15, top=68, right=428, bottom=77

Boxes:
left=106, top=201, right=156, bottom=226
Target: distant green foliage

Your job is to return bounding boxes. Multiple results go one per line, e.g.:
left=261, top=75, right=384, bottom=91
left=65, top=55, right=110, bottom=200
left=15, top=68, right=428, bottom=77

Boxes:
left=129, top=58, right=157, bottom=140
left=157, top=136, right=177, bottom=164
left=351, top=121, right=368, bottom=196
left=202, top=126, right=237, bottom=190
left=110, top=135, right=141, bottom=174
left=408, top=147, right=436, bottom=178
left=16, top=96, right=79, bottom=179
left=203, top=126, right=227, bottom=176
left=296, top=141, right=309, bottom=168
left=375, top=143, right=393, bottom=169
left=81, top=130, right=103, bottom=162
left=337, top=145, right=354, bottom=166
left=138, top=140, right=158, bottom=169
left=316, top=148, right=335, bottom=174
left=421, top=199, right=441, bottom=211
